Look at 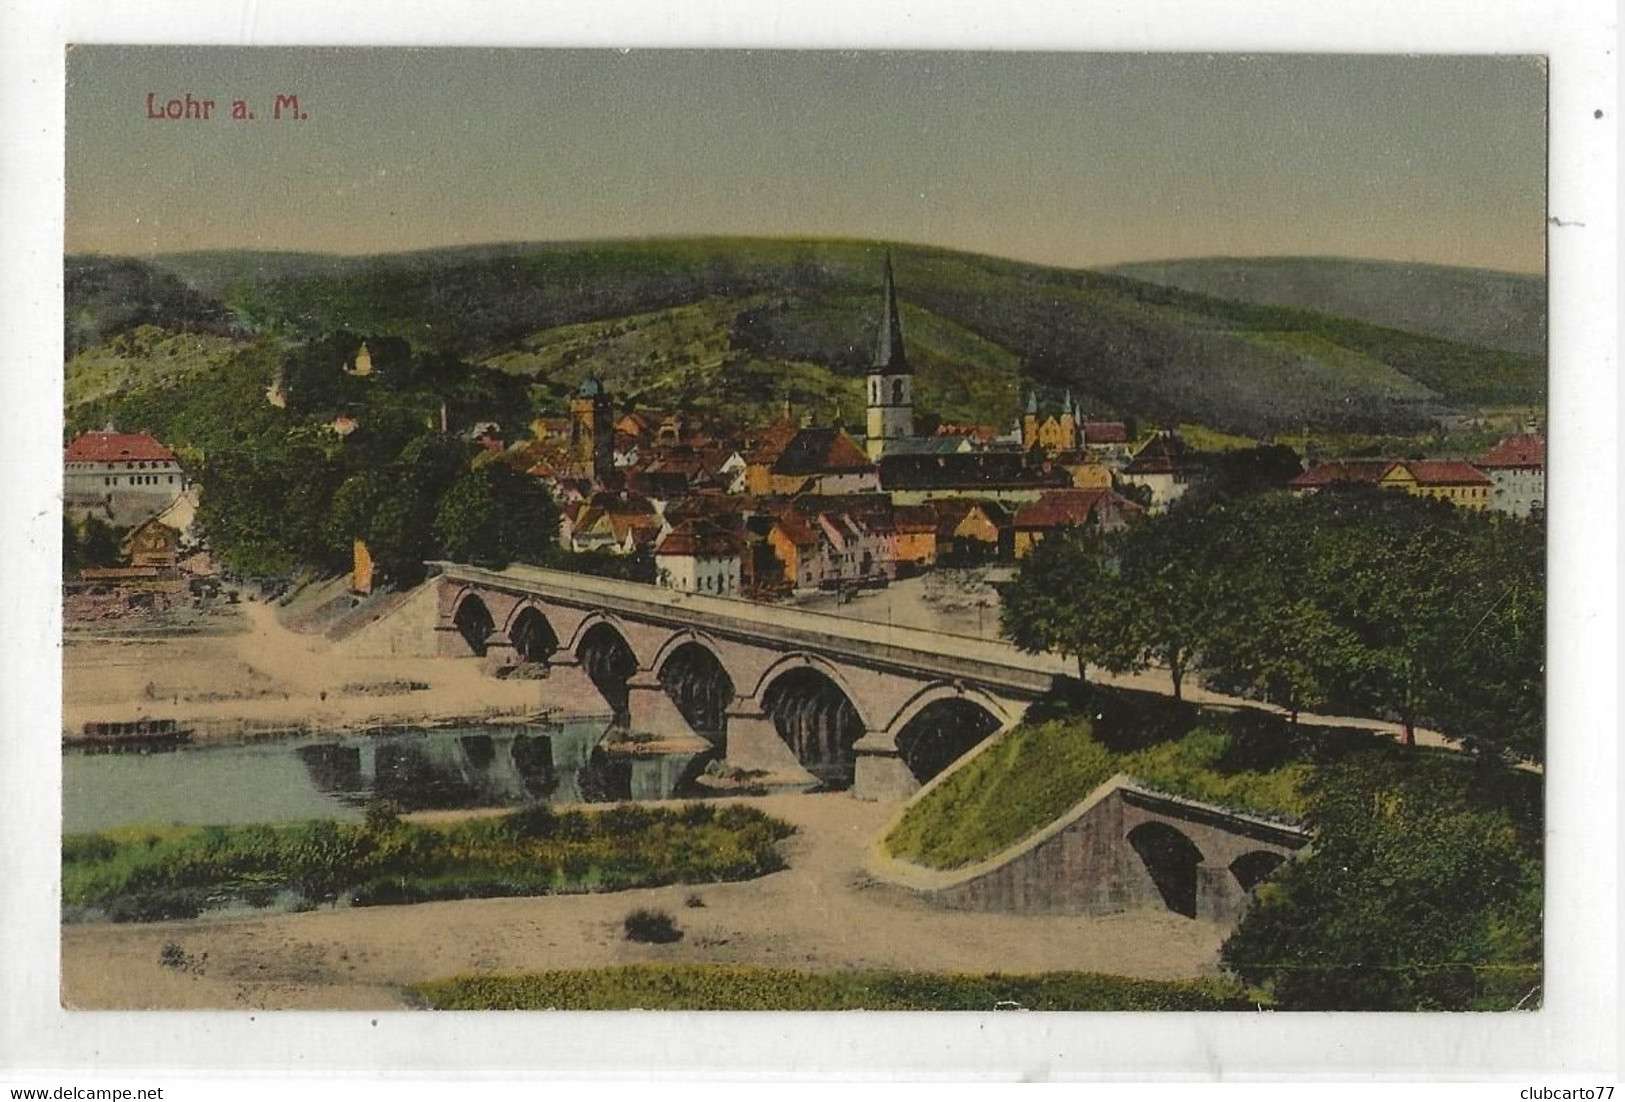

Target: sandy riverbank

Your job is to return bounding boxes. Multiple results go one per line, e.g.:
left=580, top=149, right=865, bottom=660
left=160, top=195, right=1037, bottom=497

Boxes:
left=62, top=597, right=569, bottom=740
left=60, top=791, right=1228, bottom=1010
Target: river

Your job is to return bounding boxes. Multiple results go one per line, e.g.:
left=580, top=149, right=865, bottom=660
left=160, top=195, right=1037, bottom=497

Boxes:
left=62, top=720, right=706, bottom=834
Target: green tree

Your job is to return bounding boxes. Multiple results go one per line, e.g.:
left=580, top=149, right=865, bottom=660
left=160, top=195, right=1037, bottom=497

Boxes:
left=62, top=515, right=83, bottom=578
left=1112, top=509, right=1215, bottom=701
left=433, top=464, right=560, bottom=569
left=1000, top=528, right=1139, bottom=682
left=80, top=516, right=122, bottom=568
left=1221, top=751, right=1542, bottom=1010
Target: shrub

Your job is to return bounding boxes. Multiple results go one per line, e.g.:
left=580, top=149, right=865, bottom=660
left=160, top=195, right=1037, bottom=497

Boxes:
left=623, top=908, right=683, bottom=944
left=363, top=798, right=404, bottom=834
left=507, top=803, right=558, bottom=839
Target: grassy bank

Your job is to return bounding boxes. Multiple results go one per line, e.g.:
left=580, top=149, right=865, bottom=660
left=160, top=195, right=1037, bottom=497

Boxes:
left=884, top=705, right=1311, bottom=871
left=411, top=964, right=1255, bottom=1011
left=63, top=802, right=794, bottom=923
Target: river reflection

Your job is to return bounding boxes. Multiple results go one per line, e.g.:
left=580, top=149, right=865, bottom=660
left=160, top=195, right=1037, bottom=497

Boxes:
left=62, top=720, right=709, bottom=833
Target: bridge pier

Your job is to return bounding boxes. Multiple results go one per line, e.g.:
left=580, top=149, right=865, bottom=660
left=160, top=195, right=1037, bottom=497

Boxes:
left=536, top=653, right=616, bottom=718
left=852, top=730, right=921, bottom=803
left=613, top=670, right=713, bottom=754
left=723, top=701, right=818, bottom=787
left=479, top=631, right=519, bottom=674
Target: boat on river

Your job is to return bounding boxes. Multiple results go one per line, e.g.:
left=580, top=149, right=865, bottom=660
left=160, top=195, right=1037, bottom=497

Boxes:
left=66, top=718, right=193, bottom=753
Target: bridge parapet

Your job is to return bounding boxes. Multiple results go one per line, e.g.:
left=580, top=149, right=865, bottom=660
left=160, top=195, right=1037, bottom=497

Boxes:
left=431, top=562, right=1065, bottom=799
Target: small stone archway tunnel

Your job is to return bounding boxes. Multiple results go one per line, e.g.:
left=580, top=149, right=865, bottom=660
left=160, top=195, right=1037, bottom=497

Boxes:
left=509, top=606, right=560, bottom=664
left=453, top=593, right=496, bottom=657
left=893, top=697, right=1004, bottom=786
left=1128, top=821, right=1205, bottom=919
left=761, top=666, right=866, bottom=791
left=1229, top=849, right=1288, bottom=895
left=657, top=641, right=735, bottom=751
left=577, top=622, right=639, bottom=724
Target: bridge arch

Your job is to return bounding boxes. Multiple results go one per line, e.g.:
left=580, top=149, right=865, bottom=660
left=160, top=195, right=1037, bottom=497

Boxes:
left=1229, top=850, right=1287, bottom=895
left=505, top=603, right=561, bottom=664
left=566, top=610, right=649, bottom=668
left=575, top=620, right=639, bottom=722
left=451, top=591, right=496, bottom=657
left=891, top=690, right=1008, bottom=784
left=757, top=658, right=870, bottom=791
left=747, top=653, right=875, bottom=732
left=649, top=629, right=731, bottom=680
left=656, top=637, right=735, bottom=748
left=1128, top=821, right=1205, bottom=918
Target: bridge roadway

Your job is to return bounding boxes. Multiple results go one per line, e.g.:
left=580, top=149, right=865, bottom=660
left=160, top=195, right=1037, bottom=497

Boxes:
left=432, top=562, right=1070, bottom=800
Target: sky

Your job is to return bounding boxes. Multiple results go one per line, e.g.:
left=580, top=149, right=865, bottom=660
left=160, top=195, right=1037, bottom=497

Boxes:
left=65, top=48, right=1547, bottom=273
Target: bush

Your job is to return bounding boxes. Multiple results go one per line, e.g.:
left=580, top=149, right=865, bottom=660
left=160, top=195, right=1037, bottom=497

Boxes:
left=363, top=798, right=404, bottom=834
left=623, top=908, right=683, bottom=944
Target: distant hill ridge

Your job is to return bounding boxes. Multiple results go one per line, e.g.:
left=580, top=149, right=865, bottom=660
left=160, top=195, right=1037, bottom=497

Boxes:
left=64, top=239, right=1546, bottom=437
left=1103, top=255, right=1546, bottom=360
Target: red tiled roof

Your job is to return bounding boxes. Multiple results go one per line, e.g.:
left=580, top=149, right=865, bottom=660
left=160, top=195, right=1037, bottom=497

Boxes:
left=746, top=417, right=801, bottom=465
left=1402, top=460, right=1493, bottom=487
left=773, top=427, right=874, bottom=475
left=65, top=432, right=176, bottom=464
left=1287, top=459, right=1394, bottom=489
left=1082, top=422, right=1129, bottom=444
left=1123, top=434, right=1196, bottom=475
left=769, top=510, right=823, bottom=549
left=1010, top=489, right=1142, bottom=530
left=657, top=519, right=742, bottom=557
left=891, top=504, right=939, bottom=533
left=1476, top=434, right=1545, bottom=470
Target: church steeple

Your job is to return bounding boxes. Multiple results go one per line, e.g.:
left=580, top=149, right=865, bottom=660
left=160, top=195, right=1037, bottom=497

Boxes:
left=865, top=254, right=915, bottom=460
left=872, top=254, right=910, bottom=375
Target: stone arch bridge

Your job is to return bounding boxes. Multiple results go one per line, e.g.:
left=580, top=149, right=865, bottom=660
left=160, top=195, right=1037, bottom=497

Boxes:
left=433, top=562, right=1067, bottom=801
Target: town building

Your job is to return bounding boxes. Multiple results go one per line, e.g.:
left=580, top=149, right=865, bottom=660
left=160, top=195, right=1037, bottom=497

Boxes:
left=1379, top=460, right=1493, bottom=511
left=864, top=256, right=914, bottom=460
left=878, top=451, right=1072, bottom=506
left=1286, top=459, right=1394, bottom=495
left=755, top=425, right=880, bottom=496
left=1011, top=488, right=1141, bottom=557
left=1118, top=432, right=1202, bottom=513
left=121, top=517, right=182, bottom=570
left=569, top=377, right=615, bottom=483
left=344, top=342, right=374, bottom=377
left=63, top=430, right=187, bottom=526
left=655, top=519, right=743, bottom=597
left=1021, top=391, right=1081, bottom=456
left=560, top=495, right=667, bottom=555
left=1287, top=457, right=1495, bottom=511
left=932, top=499, right=1013, bottom=564
left=891, top=504, right=940, bottom=572
left=1080, top=421, right=1134, bottom=463
left=1475, top=433, right=1545, bottom=518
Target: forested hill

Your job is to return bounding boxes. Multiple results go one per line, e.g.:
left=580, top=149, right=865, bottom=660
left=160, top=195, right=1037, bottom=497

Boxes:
left=66, top=239, right=1544, bottom=437
left=1104, top=256, right=1547, bottom=361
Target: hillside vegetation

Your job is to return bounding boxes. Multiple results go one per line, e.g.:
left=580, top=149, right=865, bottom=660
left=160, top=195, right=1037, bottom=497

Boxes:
left=1107, top=256, right=1547, bottom=361
left=884, top=697, right=1313, bottom=871
left=57, top=237, right=1544, bottom=437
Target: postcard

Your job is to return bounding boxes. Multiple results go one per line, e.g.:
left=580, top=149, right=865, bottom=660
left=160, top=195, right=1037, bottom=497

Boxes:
left=4, top=16, right=1615, bottom=1080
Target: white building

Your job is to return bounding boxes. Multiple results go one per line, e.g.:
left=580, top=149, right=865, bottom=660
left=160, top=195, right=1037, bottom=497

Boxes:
left=63, top=430, right=187, bottom=525
left=655, top=520, right=743, bottom=597
left=1475, top=434, right=1545, bottom=518
left=1117, top=432, right=1202, bottom=514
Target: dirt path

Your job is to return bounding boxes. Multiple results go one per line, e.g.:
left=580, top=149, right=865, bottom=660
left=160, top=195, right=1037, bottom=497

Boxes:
left=60, top=792, right=1228, bottom=1010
